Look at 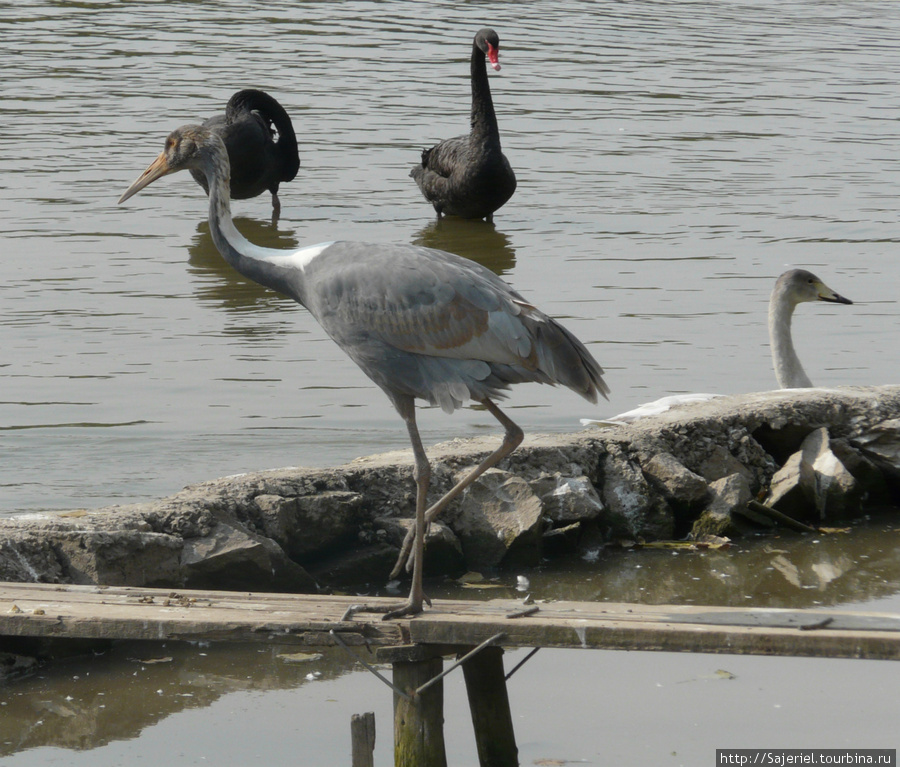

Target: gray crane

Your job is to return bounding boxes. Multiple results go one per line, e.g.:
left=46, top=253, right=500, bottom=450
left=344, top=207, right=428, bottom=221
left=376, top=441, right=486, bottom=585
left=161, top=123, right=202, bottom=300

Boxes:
left=119, top=125, right=609, bottom=619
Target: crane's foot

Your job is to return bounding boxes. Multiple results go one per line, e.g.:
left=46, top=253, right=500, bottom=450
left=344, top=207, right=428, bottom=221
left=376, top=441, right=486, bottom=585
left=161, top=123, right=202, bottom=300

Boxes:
left=340, top=593, right=431, bottom=622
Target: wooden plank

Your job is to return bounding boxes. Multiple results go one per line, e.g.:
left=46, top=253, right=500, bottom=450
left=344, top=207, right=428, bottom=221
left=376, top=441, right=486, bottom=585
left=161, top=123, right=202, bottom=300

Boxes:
left=462, top=646, right=519, bottom=767
left=409, top=600, right=900, bottom=661
left=2, top=583, right=899, bottom=660
left=0, top=582, right=413, bottom=646
left=351, top=712, right=376, bottom=767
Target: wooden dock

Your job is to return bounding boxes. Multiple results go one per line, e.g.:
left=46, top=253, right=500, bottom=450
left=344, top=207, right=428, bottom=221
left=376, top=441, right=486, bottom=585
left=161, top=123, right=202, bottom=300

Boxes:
left=3, top=581, right=899, bottom=767
left=2, top=581, right=899, bottom=660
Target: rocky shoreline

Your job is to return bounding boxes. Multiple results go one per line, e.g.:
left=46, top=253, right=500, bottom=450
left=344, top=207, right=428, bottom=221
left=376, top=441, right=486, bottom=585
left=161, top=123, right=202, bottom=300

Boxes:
left=1, top=386, right=898, bottom=594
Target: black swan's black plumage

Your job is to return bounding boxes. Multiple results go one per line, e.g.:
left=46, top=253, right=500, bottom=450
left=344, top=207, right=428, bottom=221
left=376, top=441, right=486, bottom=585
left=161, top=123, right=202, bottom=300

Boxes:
left=190, top=89, right=300, bottom=220
left=411, top=29, right=517, bottom=221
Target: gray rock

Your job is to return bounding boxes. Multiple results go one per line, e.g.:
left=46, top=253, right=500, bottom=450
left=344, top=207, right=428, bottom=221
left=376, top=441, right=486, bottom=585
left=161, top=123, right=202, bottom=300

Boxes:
left=799, top=427, right=860, bottom=520
left=691, top=473, right=754, bottom=538
left=254, top=490, right=364, bottom=560
left=531, top=473, right=604, bottom=525
left=599, top=445, right=673, bottom=540
left=1, top=386, right=899, bottom=591
left=765, top=451, right=813, bottom=521
left=375, top=517, right=465, bottom=577
left=765, top=428, right=862, bottom=522
left=854, top=418, right=900, bottom=481
left=698, top=444, right=755, bottom=486
left=449, top=469, right=544, bottom=569
left=642, top=453, right=709, bottom=504
left=180, top=518, right=315, bottom=592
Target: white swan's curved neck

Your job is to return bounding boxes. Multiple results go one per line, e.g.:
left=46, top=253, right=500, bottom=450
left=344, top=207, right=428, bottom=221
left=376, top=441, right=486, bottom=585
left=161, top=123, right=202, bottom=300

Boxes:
left=769, top=294, right=813, bottom=388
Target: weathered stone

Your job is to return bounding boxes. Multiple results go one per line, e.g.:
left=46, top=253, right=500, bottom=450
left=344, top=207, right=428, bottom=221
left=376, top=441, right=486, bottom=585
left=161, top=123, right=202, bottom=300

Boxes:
left=599, top=446, right=673, bottom=540
left=448, top=469, right=544, bottom=569
left=764, top=429, right=862, bottom=522
left=698, top=444, right=754, bottom=485
left=765, top=451, right=813, bottom=521
left=253, top=490, right=364, bottom=560
left=0, top=386, right=899, bottom=591
left=799, top=427, right=860, bottom=520
left=180, top=519, right=316, bottom=591
left=375, top=517, right=465, bottom=576
left=691, top=473, right=754, bottom=538
left=641, top=453, right=709, bottom=504
left=530, top=473, right=604, bottom=525
left=831, top=438, right=892, bottom=506
left=306, top=542, right=400, bottom=587
left=854, top=418, right=900, bottom=482
left=0, top=534, right=66, bottom=583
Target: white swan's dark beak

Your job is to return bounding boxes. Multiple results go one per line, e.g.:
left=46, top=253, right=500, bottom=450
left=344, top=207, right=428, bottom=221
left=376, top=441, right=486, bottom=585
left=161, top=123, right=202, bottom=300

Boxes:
left=817, top=282, right=853, bottom=306
left=118, top=151, right=173, bottom=204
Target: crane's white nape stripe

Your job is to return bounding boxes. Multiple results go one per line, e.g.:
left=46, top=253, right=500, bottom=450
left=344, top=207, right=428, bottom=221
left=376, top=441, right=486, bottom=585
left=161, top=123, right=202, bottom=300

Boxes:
left=266, top=242, right=334, bottom=271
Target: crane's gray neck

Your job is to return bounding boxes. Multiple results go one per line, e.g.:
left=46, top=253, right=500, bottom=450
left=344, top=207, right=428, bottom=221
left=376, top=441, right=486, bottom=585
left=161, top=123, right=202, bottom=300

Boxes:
left=769, top=293, right=812, bottom=388
left=200, top=149, right=306, bottom=304
left=470, top=44, right=500, bottom=145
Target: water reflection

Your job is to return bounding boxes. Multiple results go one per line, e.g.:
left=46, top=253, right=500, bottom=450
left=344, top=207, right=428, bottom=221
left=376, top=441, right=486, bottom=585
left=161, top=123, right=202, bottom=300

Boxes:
left=411, top=218, right=517, bottom=275
left=0, top=642, right=352, bottom=754
left=428, top=516, right=900, bottom=610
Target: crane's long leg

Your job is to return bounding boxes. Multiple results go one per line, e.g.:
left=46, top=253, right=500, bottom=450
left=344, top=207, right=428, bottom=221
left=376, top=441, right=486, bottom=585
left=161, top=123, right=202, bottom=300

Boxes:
left=380, top=399, right=433, bottom=619
left=390, top=397, right=524, bottom=579
left=341, top=397, right=523, bottom=622
left=341, top=396, right=433, bottom=620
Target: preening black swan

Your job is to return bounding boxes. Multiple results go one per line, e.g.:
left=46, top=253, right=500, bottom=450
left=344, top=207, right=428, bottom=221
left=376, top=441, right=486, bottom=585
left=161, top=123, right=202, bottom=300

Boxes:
left=189, top=89, right=300, bottom=222
left=411, top=28, right=517, bottom=222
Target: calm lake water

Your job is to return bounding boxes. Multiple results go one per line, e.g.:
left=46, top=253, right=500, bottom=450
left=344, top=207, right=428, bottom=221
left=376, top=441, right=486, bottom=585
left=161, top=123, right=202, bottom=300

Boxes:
left=1, top=0, right=899, bottom=764
left=4, top=0, right=900, bottom=516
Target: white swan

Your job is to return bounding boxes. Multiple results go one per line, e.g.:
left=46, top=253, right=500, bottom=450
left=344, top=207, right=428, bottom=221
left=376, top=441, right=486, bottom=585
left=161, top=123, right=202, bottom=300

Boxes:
left=583, top=269, right=853, bottom=428
left=769, top=269, right=852, bottom=389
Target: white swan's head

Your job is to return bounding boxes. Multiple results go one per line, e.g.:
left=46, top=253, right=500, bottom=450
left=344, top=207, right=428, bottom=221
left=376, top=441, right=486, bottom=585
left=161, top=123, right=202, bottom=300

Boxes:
left=773, top=269, right=853, bottom=310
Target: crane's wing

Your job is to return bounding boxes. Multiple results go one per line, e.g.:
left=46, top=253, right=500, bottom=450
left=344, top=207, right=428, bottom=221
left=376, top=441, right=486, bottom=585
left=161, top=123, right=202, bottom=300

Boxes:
left=301, top=242, right=607, bottom=412
left=306, top=242, right=534, bottom=363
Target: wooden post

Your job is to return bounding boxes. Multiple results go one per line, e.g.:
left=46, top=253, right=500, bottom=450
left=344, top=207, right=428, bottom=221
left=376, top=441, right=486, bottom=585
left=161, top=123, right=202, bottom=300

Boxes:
left=462, top=645, right=519, bottom=767
left=392, top=655, right=448, bottom=767
left=351, top=712, right=375, bottom=767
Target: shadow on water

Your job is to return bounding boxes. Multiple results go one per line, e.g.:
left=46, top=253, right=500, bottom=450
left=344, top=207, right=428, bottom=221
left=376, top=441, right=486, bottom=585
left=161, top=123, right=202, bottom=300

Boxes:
left=186, top=218, right=300, bottom=311
left=411, top=217, right=517, bottom=276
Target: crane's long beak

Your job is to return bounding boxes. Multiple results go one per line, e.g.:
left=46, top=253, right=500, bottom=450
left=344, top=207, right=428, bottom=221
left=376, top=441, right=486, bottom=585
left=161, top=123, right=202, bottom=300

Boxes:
left=817, top=282, right=853, bottom=306
left=118, top=151, right=172, bottom=204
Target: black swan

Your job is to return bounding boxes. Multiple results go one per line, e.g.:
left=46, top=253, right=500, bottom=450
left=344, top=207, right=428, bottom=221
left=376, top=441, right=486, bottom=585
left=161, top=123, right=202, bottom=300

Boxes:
left=411, top=29, right=517, bottom=222
left=189, top=89, right=300, bottom=222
